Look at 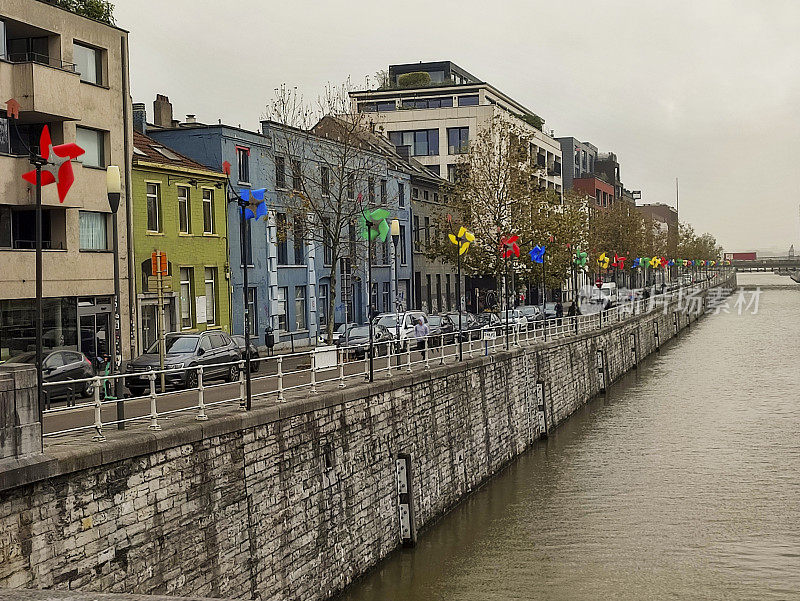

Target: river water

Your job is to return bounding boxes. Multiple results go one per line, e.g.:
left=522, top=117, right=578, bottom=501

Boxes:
left=338, top=273, right=800, bottom=600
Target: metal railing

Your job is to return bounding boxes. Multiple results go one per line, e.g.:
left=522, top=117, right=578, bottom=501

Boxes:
left=40, top=273, right=728, bottom=441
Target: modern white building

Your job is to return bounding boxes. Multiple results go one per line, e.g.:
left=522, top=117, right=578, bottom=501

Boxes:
left=350, top=61, right=562, bottom=194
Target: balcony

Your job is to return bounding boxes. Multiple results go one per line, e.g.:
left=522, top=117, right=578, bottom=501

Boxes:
left=0, top=154, right=105, bottom=209
left=0, top=59, right=80, bottom=121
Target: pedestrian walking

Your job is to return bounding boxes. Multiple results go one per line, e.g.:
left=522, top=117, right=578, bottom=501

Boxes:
left=555, top=300, right=563, bottom=325
left=567, top=302, right=576, bottom=318
left=414, top=317, right=429, bottom=359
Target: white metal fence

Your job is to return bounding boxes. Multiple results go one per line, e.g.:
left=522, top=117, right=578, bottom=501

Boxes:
left=41, top=274, right=728, bottom=441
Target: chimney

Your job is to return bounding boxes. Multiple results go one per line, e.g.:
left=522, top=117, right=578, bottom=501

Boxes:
left=185, top=114, right=196, bottom=124
left=132, top=102, right=146, bottom=134
left=153, top=94, right=173, bottom=128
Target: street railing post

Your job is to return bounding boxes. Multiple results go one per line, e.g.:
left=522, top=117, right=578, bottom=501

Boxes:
left=92, top=376, right=105, bottom=442
left=385, top=344, right=392, bottom=378
left=338, top=348, right=346, bottom=388
left=310, top=349, right=318, bottom=393
left=424, top=338, right=430, bottom=370
left=468, top=334, right=474, bottom=358
left=277, top=357, right=285, bottom=402
left=196, top=366, right=208, bottom=421
left=238, top=361, right=246, bottom=409
left=406, top=343, right=412, bottom=373
left=363, top=349, right=369, bottom=381
left=147, top=373, right=160, bottom=431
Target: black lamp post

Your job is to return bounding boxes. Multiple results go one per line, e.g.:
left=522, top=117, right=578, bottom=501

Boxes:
left=106, top=166, right=124, bottom=428
left=30, top=153, right=46, bottom=419
left=365, top=217, right=375, bottom=382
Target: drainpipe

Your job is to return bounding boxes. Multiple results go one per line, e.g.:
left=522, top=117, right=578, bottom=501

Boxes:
left=121, top=35, right=136, bottom=359
left=409, top=203, right=416, bottom=309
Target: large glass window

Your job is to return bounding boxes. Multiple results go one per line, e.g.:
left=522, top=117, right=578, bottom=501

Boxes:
left=275, top=156, right=285, bottom=188
left=237, top=147, right=250, bottom=183
left=202, top=189, right=214, bottom=234
left=295, top=286, right=307, bottom=330
left=277, top=287, right=288, bottom=331
left=180, top=267, right=193, bottom=329
left=388, top=130, right=438, bottom=156
left=146, top=183, right=161, bottom=232
left=79, top=211, right=107, bottom=250
left=293, top=217, right=305, bottom=265
left=0, top=21, right=6, bottom=61
left=76, top=127, right=104, bottom=167
left=276, top=213, right=289, bottom=265
left=178, top=187, right=190, bottom=234
left=0, top=297, right=78, bottom=360
left=73, top=42, right=102, bottom=85
left=401, top=97, right=453, bottom=109
left=204, top=268, right=216, bottom=326
left=291, top=158, right=302, bottom=191
left=448, top=127, right=469, bottom=154
left=318, top=283, right=328, bottom=326
left=458, top=95, right=479, bottom=106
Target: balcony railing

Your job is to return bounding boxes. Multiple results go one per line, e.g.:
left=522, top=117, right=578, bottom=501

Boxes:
left=3, top=52, right=76, bottom=73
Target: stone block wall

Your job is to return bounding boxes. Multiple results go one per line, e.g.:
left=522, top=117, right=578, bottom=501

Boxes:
left=0, top=276, right=734, bottom=600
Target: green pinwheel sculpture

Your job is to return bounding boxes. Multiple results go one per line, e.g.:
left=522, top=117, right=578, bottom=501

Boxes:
left=573, top=247, right=588, bottom=267
left=359, top=207, right=391, bottom=242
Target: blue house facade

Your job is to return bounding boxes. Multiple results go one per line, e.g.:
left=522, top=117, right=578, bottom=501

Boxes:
left=149, top=117, right=414, bottom=349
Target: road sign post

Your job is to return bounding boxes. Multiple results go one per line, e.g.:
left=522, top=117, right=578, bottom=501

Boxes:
left=152, top=251, right=168, bottom=393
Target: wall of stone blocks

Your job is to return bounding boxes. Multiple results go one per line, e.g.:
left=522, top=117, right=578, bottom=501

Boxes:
left=0, top=276, right=735, bottom=601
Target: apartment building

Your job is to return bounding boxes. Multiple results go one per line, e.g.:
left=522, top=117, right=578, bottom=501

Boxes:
left=350, top=61, right=563, bottom=194
left=0, top=0, right=132, bottom=363
left=557, top=137, right=598, bottom=192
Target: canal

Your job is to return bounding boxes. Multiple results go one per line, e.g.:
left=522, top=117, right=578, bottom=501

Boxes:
left=338, top=273, right=800, bottom=600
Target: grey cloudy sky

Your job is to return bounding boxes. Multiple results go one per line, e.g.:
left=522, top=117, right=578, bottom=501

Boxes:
left=116, top=0, right=800, bottom=253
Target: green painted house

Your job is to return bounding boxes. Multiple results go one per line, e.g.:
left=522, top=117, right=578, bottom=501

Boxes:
left=132, top=130, right=231, bottom=352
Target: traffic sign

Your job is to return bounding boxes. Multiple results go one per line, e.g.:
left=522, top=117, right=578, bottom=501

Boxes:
left=595, top=278, right=603, bottom=288
left=151, top=251, right=168, bottom=276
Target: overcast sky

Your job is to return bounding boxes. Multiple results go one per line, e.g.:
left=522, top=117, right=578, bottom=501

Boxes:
left=116, top=0, right=800, bottom=253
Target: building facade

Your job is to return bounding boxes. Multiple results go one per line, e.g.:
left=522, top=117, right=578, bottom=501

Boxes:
left=0, top=0, right=133, bottom=364
left=557, top=137, right=598, bottom=192
left=636, top=202, right=678, bottom=238
left=131, top=127, right=230, bottom=351
left=350, top=61, right=563, bottom=195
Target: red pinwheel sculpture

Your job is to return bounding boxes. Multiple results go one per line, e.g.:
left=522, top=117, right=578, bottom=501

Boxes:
left=499, top=235, right=520, bottom=259
left=612, top=252, right=627, bottom=269
left=21, top=125, right=84, bottom=202
left=659, top=256, right=668, bottom=268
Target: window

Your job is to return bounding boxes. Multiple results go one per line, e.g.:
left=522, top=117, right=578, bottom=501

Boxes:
left=376, top=101, right=396, bottom=112
left=291, top=158, right=302, bottom=190
left=382, top=282, right=391, bottom=312
left=204, top=268, right=216, bottom=325
left=400, top=97, right=453, bottom=109
left=146, top=183, right=161, bottom=232
left=76, top=127, right=104, bottom=167
left=276, top=213, right=289, bottom=265
left=370, top=283, right=378, bottom=312
left=426, top=274, right=432, bottom=312
left=368, top=177, right=375, bottom=203
left=398, top=183, right=405, bottom=207
left=412, top=187, right=419, bottom=200
left=180, top=267, right=193, bottom=329
left=434, top=192, right=439, bottom=202
left=380, top=179, right=387, bottom=203
left=275, top=155, right=285, bottom=188
left=295, top=287, right=307, bottom=330
left=237, top=147, right=250, bottom=183
left=423, top=190, right=429, bottom=201
left=247, top=287, right=257, bottom=335
left=381, top=239, right=389, bottom=265
left=202, top=189, right=214, bottom=234
left=293, top=217, right=305, bottom=265
left=413, top=215, right=420, bottom=250
left=445, top=274, right=452, bottom=311
left=448, top=127, right=469, bottom=154
left=424, top=216, right=430, bottom=247
left=322, top=217, right=333, bottom=265
left=399, top=225, right=407, bottom=265
left=436, top=274, right=442, bottom=313
left=73, top=42, right=102, bottom=85
left=388, top=130, right=438, bottom=156
left=321, top=165, right=330, bottom=196
left=318, top=284, right=328, bottom=326
left=458, top=95, right=479, bottom=106
left=347, top=173, right=355, bottom=199
left=277, top=287, right=288, bottom=331
left=177, top=187, right=190, bottom=234
left=0, top=21, right=5, bottom=61
left=78, top=211, right=107, bottom=250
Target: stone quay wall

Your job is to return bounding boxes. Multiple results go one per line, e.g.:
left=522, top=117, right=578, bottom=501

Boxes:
left=0, top=275, right=735, bottom=601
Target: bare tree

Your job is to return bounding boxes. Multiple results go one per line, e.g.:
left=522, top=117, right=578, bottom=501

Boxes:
left=264, top=82, right=392, bottom=343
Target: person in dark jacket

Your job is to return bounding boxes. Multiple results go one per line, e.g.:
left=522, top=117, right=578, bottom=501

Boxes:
left=555, top=301, right=563, bottom=324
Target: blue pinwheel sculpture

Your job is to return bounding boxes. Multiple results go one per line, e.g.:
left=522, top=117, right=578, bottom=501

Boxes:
left=529, top=244, right=546, bottom=264
left=240, top=188, right=268, bottom=221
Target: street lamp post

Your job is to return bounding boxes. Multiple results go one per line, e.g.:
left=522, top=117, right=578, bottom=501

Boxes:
left=31, top=154, right=46, bottom=418
left=366, top=217, right=374, bottom=382
left=390, top=219, right=401, bottom=351
left=106, top=166, right=124, bottom=428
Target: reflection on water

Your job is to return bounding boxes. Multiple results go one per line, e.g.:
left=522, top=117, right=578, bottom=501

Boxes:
left=338, top=273, right=800, bottom=601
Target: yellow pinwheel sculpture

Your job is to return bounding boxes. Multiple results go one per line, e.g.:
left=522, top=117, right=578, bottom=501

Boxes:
left=649, top=256, right=661, bottom=268
left=598, top=252, right=610, bottom=269
left=449, top=226, right=475, bottom=255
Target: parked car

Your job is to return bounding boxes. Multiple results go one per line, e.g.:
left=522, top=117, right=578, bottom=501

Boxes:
left=475, top=312, right=503, bottom=335
left=125, top=331, right=241, bottom=395
left=336, top=324, right=393, bottom=359
left=518, top=305, right=544, bottom=327
left=373, top=311, right=428, bottom=351
left=231, top=335, right=262, bottom=372
left=543, top=302, right=558, bottom=319
left=444, top=312, right=482, bottom=341
left=5, top=349, right=95, bottom=400
left=317, top=322, right=356, bottom=345
left=427, top=314, right=456, bottom=346
left=600, top=282, right=618, bottom=305
left=498, top=309, right=528, bottom=334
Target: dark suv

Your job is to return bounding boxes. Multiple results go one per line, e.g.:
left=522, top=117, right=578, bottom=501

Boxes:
left=126, top=331, right=241, bottom=396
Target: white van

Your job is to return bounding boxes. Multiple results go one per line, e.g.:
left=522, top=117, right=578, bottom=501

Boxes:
left=599, top=282, right=618, bottom=305
left=373, top=311, right=427, bottom=351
